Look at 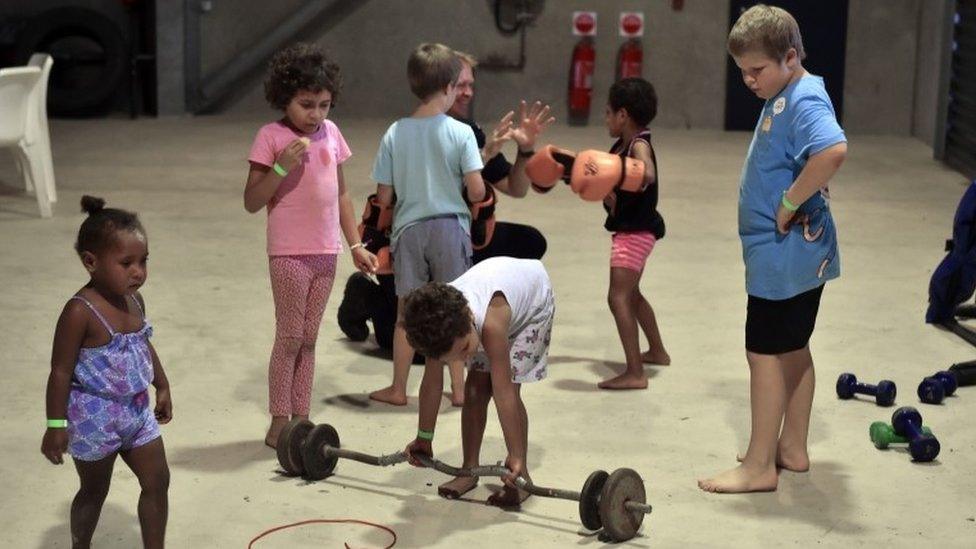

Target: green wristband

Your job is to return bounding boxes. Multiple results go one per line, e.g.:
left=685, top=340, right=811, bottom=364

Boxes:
left=273, top=162, right=288, bottom=177
left=781, top=191, right=799, bottom=212
left=47, top=419, right=67, bottom=428
left=417, top=429, right=434, bottom=441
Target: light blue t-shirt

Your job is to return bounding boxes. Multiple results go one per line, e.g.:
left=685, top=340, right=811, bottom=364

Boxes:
left=372, top=114, right=483, bottom=247
left=738, top=75, right=847, bottom=300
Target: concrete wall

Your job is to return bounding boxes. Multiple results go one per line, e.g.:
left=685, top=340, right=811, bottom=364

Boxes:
left=220, top=0, right=729, bottom=129
left=842, top=0, right=920, bottom=135
left=913, top=0, right=950, bottom=148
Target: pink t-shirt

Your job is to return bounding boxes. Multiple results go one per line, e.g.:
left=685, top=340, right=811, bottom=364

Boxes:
left=248, top=119, right=352, bottom=256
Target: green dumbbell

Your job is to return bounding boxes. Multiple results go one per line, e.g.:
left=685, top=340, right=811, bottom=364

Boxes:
left=869, top=421, right=932, bottom=449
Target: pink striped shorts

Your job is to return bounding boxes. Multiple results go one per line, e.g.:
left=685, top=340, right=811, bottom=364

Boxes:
left=610, top=232, right=657, bottom=272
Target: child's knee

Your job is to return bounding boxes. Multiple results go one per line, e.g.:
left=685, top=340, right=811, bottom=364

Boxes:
left=138, top=466, right=170, bottom=494
left=274, top=335, right=303, bottom=355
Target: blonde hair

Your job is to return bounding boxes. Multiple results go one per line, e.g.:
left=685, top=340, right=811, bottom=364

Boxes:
left=407, top=43, right=463, bottom=100
left=728, top=4, right=805, bottom=61
left=453, top=50, right=478, bottom=69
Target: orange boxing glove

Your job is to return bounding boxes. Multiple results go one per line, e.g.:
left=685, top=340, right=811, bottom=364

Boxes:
left=569, top=150, right=645, bottom=201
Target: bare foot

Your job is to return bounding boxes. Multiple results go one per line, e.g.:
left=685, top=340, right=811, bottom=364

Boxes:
left=736, top=446, right=809, bottom=473
left=265, top=416, right=290, bottom=448
left=369, top=386, right=408, bottom=406
left=438, top=476, right=478, bottom=499
left=698, top=464, right=778, bottom=493
left=641, top=349, right=671, bottom=366
left=487, top=485, right=530, bottom=508
left=598, top=372, right=648, bottom=390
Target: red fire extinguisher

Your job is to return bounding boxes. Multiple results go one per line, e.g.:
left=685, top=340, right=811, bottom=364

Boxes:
left=616, top=37, right=643, bottom=80
left=567, top=36, right=595, bottom=125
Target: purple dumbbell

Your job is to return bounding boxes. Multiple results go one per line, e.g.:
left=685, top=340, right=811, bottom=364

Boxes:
left=917, top=371, right=958, bottom=405
left=836, top=373, right=896, bottom=406
left=891, top=407, right=940, bottom=462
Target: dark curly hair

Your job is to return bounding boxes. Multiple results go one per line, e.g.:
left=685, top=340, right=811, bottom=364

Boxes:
left=75, top=195, right=145, bottom=255
left=608, top=77, right=658, bottom=127
left=401, top=283, right=472, bottom=359
left=264, top=43, right=342, bottom=110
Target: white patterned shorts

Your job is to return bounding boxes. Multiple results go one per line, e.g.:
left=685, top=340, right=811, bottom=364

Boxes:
left=468, top=288, right=554, bottom=383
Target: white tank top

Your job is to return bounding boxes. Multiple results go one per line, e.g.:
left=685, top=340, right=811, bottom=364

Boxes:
left=449, top=257, right=552, bottom=341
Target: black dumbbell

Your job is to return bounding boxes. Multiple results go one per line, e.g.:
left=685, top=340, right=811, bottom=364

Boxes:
left=917, top=371, right=958, bottom=404
left=948, top=360, right=976, bottom=387
left=836, top=373, right=896, bottom=406
left=891, top=407, right=940, bottom=462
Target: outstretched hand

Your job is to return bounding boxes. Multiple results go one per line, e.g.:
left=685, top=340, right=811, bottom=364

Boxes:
left=511, top=100, right=555, bottom=151
left=484, top=111, right=515, bottom=160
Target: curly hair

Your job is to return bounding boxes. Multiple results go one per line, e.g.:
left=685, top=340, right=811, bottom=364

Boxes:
left=608, top=77, right=658, bottom=127
left=75, top=195, right=145, bottom=255
left=264, top=43, right=342, bottom=110
left=401, top=283, right=472, bottom=359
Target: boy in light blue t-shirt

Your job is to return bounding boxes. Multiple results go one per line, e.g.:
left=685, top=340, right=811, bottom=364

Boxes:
left=699, top=5, right=847, bottom=494
left=369, top=43, right=486, bottom=407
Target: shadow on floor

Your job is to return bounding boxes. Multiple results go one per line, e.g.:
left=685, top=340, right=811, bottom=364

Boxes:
left=168, top=439, right=271, bottom=472
left=38, top=502, right=141, bottom=549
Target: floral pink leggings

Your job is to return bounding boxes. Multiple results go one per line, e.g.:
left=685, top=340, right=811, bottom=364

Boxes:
left=268, top=254, right=337, bottom=416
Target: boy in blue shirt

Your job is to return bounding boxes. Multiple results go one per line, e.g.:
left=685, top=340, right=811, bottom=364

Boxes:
left=699, top=5, right=847, bottom=493
left=369, top=43, right=487, bottom=406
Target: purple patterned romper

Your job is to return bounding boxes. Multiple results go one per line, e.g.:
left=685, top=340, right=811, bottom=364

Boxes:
left=66, top=295, right=160, bottom=461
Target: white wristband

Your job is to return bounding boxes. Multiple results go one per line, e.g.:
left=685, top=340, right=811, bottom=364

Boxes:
left=349, top=242, right=364, bottom=251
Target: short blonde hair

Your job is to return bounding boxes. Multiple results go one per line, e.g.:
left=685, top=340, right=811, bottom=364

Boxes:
left=407, top=43, right=463, bottom=100
left=453, top=50, right=478, bottom=69
left=727, top=4, right=805, bottom=61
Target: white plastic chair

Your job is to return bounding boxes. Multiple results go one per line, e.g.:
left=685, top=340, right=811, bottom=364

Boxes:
left=22, top=54, right=57, bottom=203
left=0, top=66, right=52, bottom=217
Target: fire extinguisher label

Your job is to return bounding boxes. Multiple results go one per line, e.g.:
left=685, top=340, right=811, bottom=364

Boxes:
left=573, top=11, right=598, bottom=36
left=619, top=12, right=644, bottom=37
left=574, top=61, right=594, bottom=88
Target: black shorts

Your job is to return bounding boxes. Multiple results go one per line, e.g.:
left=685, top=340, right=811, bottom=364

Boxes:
left=746, top=285, right=825, bottom=355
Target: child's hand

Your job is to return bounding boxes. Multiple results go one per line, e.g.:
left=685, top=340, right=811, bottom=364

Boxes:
left=775, top=203, right=795, bottom=235
left=41, top=429, right=68, bottom=465
left=275, top=138, right=309, bottom=173
left=352, top=247, right=378, bottom=274
left=484, top=111, right=514, bottom=160
left=154, top=387, right=173, bottom=424
left=502, top=455, right=526, bottom=488
left=405, top=438, right=432, bottom=467
left=511, top=100, right=555, bottom=152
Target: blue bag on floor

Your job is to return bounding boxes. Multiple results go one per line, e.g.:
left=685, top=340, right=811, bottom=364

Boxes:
left=927, top=181, right=976, bottom=323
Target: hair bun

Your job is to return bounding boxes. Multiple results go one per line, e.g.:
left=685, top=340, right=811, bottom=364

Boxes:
left=80, top=195, right=106, bottom=215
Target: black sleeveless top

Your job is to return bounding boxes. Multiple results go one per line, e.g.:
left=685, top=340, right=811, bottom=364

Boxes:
left=603, top=129, right=665, bottom=238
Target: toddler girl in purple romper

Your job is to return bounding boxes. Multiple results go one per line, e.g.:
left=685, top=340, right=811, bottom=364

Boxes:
left=66, top=294, right=160, bottom=460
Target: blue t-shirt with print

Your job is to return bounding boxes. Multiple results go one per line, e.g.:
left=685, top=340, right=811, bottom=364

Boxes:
left=738, top=75, right=847, bottom=300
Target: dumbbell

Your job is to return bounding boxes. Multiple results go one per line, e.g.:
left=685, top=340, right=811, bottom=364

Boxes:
left=276, top=419, right=652, bottom=542
left=917, top=371, right=958, bottom=404
left=868, top=421, right=932, bottom=449
left=836, top=373, right=897, bottom=406
left=891, top=407, right=940, bottom=462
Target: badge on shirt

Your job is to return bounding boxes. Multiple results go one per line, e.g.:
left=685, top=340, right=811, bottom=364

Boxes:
left=761, top=115, right=773, bottom=132
left=773, top=97, right=786, bottom=115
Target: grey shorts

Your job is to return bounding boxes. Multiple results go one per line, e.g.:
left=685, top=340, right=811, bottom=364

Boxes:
left=393, top=216, right=472, bottom=296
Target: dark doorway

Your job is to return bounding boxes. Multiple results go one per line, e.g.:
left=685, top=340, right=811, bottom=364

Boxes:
left=725, top=0, right=849, bottom=131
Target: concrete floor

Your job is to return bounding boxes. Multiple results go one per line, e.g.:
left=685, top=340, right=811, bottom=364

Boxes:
left=1, top=115, right=975, bottom=548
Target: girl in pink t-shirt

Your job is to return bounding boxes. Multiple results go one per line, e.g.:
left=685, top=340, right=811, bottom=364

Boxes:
left=244, top=44, right=377, bottom=447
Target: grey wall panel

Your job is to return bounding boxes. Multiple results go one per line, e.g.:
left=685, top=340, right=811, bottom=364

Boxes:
left=843, top=0, right=919, bottom=135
